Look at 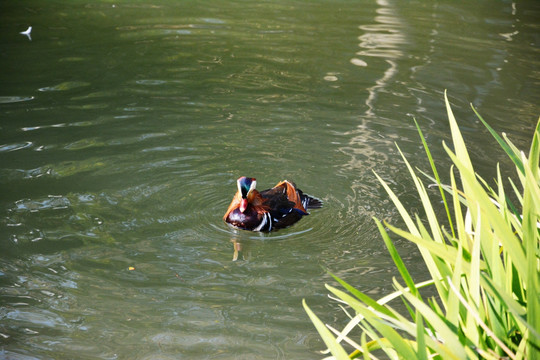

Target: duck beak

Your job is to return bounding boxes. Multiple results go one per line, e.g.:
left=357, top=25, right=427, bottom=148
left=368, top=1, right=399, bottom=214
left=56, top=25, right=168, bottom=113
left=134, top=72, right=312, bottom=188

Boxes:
left=240, top=199, right=248, bottom=213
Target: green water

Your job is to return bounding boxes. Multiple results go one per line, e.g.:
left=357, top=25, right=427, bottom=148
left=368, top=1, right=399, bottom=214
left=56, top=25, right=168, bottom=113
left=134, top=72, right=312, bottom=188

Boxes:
left=1, top=0, right=538, bottom=358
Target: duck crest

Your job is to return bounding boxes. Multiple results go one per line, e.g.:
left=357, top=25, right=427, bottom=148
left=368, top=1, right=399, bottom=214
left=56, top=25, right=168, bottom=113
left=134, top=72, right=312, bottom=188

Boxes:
left=224, top=177, right=322, bottom=231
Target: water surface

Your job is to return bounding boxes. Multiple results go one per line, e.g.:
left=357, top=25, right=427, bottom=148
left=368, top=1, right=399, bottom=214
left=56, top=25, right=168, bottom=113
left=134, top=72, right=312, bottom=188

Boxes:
left=1, top=0, right=539, bottom=358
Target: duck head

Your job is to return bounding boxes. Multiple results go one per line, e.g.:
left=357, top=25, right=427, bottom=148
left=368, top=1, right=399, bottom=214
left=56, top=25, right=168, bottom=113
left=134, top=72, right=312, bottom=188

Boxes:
left=237, top=176, right=257, bottom=212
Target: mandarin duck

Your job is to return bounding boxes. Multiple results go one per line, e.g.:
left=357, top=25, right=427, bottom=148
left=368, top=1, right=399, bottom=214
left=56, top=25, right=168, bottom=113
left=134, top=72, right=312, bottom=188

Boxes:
left=223, top=177, right=322, bottom=231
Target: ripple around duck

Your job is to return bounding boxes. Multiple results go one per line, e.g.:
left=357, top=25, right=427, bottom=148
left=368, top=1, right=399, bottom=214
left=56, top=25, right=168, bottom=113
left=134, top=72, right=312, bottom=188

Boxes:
left=185, top=191, right=232, bottom=241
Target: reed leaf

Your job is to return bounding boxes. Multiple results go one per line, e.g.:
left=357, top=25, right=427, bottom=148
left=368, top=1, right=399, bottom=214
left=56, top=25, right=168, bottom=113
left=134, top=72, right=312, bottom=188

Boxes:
left=444, top=90, right=474, bottom=175
left=471, top=104, right=524, bottom=174
left=414, top=118, right=455, bottom=238
left=303, top=299, right=350, bottom=359
left=328, top=271, right=395, bottom=319
left=374, top=218, right=418, bottom=297
left=444, top=144, right=528, bottom=277
left=326, top=285, right=418, bottom=359
left=414, top=311, right=428, bottom=360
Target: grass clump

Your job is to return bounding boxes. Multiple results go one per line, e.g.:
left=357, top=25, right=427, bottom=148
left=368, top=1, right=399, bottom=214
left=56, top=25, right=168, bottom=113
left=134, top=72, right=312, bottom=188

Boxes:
left=304, top=91, right=540, bottom=360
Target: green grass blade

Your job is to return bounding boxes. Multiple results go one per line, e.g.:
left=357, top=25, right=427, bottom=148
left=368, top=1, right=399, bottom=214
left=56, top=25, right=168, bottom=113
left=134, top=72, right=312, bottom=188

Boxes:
left=396, top=144, right=445, bottom=245
left=357, top=320, right=395, bottom=360
left=374, top=167, right=449, bottom=287
left=443, top=143, right=528, bottom=278
left=447, top=241, right=464, bottom=331
left=326, top=285, right=418, bottom=359
left=384, top=222, right=471, bottom=271
left=508, top=176, right=524, bottom=207
left=395, top=280, right=466, bottom=359
left=302, top=299, right=350, bottom=359
left=445, top=90, right=474, bottom=174
left=447, top=277, right=517, bottom=359
left=480, top=274, right=532, bottom=325
left=516, top=332, right=528, bottom=360
left=464, top=204, right=482, bottom=344
left=328, top=272, right=395, bottom=319
left=415, top=168, right=468, bottom=207
left=374, top=218, right=419, bottom=297
left=360, top=333, right=371, bottom=360
left=471, top=103, right=524, bottom=174
left=414, top=118, right=455, bottom=237
left=375, top=279, right=435, bottom=307
left=415, top=311, right=428, bottom=360
left=469, top=203, right=482, bottom=308
left=521, top=150, right=540, bottom=355
left=527, top=118, right=540, bottom=180
left=448, top=166, right=473, bottom=252
left=373, top=170, right=419, bottom=236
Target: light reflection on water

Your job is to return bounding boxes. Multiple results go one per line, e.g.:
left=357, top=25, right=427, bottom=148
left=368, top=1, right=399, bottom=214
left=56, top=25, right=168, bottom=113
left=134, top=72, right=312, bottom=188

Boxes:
left=1, top=0, right=539, bottom=358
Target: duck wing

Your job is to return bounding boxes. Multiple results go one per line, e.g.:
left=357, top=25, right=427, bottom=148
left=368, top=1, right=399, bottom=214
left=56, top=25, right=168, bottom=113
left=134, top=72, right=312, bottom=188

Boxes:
left=260, top=186, right=298, bottom=214
left=263, top=180, right=322, bottom=211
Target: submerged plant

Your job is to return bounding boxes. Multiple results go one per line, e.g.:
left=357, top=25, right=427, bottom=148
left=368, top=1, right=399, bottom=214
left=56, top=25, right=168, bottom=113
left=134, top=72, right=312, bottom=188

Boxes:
left=304, top=92, right=540, bottom=360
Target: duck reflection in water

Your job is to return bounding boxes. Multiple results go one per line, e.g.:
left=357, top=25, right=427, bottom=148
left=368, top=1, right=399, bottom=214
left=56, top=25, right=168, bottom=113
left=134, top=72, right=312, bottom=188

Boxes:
left=230, top=236, right=250, bottom=261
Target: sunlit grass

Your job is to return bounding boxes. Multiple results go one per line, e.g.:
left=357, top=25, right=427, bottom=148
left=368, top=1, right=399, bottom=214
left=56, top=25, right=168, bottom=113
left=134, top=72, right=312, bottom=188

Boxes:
left=304, top=91, right=540, bottom=360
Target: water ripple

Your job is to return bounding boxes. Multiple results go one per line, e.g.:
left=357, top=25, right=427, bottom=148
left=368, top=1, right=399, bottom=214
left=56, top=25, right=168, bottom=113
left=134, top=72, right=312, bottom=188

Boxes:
left=38, top=81, right=90, bottom=92
left=11, top=196, right=71, bottom=213
left=0, top=96, right=34, bottom=104
left=0, top=142, right=34, bottom=152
